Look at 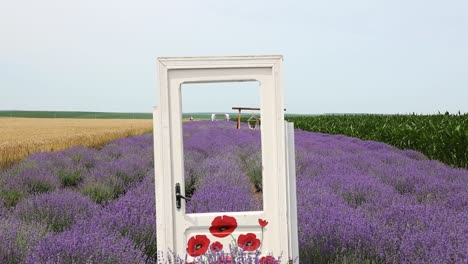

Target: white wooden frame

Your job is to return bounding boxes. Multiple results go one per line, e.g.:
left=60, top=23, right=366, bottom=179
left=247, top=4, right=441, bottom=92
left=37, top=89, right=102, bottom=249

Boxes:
left=154, top=56, right=298, bottom=261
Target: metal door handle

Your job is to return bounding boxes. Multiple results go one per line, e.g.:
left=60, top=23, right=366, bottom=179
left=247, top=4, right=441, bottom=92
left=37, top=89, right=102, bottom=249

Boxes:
left=175, top=183, right=190, bottom=209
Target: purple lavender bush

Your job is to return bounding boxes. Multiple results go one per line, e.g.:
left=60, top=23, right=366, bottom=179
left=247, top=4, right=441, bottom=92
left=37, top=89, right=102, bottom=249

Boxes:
left=183, top=121, right=261, bottom=213
left=79, top=135, right=153, bottom=203
left=0, top=166, right=61, bottom=207
left=0, top=200, right=5, bottom=216
left=79, top=163, right=127, bottom=203
left=86, top=175, right=157, bottom=262
left=25, top=223, right=147, bottom=264
left=186, top=155, right=261, bottom=213
left=0, top=171, right=26, bottom=208
left=0, top=148, right=95, bottom=207
left=0, top=121, right=466, bottom=263
left=293, top=130, right=468, bottom=263
left=28, top=147, right=95, bottom=188
left=0, top=218, right=48, bottom=263
left=14, top=189, right=97, bottom=232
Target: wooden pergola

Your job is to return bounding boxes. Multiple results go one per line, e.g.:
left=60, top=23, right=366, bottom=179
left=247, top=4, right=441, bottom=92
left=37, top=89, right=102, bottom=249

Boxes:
left=232, top=107, right=286, bottom=129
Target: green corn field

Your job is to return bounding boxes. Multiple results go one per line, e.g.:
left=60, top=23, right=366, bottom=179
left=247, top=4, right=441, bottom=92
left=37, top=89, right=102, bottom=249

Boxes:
left=285, top=113, right=467, bottom=169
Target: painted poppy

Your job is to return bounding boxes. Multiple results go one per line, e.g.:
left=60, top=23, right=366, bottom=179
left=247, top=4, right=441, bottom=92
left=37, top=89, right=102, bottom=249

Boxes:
left=237, top=233, right=261, bottom=251
left=258, top=218, right=268, bottom=227
left=209, top=215, right=238, bottom=238
left=186, top=235, right=210, bottom=257
left=210, top=241, right=223, bottom=252
left=260, top=256, right=277, bottom=264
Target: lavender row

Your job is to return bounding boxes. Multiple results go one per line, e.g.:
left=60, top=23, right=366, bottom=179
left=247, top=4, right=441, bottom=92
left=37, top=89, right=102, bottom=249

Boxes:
left=0, top=121, right=467, bottom=263
left=26, top=176, right=156, bottom=263
left=0, top=134, right=155, bottom=263
left=183, top=121, right=262, bottom=213
left=294, top=130, right=467, bottom=263
left=0, top=134, right=154, bottom=207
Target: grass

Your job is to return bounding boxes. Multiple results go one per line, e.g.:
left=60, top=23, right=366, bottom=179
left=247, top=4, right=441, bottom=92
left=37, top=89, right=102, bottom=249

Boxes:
left=82, top=183, right=117, bottom=204
left=0, top=117, right=152, bottom=169
left=57, top=169, right=83, bottom=187
left=0, top=110, right=152, bottom=119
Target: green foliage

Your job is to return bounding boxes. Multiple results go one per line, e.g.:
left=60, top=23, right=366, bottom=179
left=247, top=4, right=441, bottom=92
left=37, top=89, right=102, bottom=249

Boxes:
left=58, top=170, right=83, bottom=187
left=239, top=152, right=263, bottom=192
left=0, top=219, right=49, bottom=264
left=82, top=183, right=117, bottom=204
left=120, top=227, right=157, bottom=262
left=300, top=242, right=383, bottom=264
left=184, top=169, right=199, bottom=198
left=28, top=181, right=55, bottom=194
left=0, top=110, right=152, bottom=119
left=0, top=190, right=25, bottom=207
left=286, top=114, right=468, bottom=169
left=342, top=191, right=367, bottom=208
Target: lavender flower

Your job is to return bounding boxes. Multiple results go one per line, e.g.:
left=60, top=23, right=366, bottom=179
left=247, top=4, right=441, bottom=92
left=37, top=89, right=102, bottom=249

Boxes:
left=0, top=120, right=465, bottom=263
left=86, top=176, right=157, bottom=262
left=14, top=189, right=97, bottom=232
left=0, top=218, right=48, bottom=263
left=25, top=223, right=146, bottom=264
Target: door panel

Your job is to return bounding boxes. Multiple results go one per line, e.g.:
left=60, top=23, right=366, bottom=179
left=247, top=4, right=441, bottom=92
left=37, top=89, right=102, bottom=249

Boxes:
left=155, top=56, right=298, bottom=261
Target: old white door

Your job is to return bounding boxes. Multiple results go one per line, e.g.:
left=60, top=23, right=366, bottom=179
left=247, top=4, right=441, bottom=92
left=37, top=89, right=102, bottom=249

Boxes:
left=154, top=56, right=298, bottom=262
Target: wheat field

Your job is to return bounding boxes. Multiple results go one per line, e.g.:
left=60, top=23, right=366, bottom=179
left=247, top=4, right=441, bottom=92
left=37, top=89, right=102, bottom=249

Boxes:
left=0, top=117, right=153, bottom=169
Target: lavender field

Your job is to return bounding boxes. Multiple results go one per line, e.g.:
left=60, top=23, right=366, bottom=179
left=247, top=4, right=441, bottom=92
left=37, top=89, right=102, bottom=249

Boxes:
left=1, top=121, right=467, bottom=263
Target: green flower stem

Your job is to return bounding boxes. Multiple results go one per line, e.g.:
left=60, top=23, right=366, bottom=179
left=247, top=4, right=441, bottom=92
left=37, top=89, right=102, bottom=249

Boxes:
left=260, top=227, right=264, bottom=252
left=230, top=234, right=236, bottom=245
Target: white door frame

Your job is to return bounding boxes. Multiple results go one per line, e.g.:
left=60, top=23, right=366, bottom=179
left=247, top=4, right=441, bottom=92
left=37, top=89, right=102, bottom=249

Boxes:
left=154, top=55, right=298, bottom=261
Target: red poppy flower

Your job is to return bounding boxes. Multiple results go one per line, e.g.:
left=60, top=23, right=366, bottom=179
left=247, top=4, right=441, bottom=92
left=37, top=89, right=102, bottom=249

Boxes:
left=209, top=215, right=238, bottom=238
left=186, top=235, right=210, bottom=257
left=237, top=233, right=261, bottom=251
left=258, top=218, right=268, bottom=228
left=260, top=256, right=277, bottom=264
left=210, top=241, right=223, bottom=252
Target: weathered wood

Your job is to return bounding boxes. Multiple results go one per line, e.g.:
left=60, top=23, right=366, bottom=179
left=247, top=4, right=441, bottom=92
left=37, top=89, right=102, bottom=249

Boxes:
left=237, top=109, right=242, bottom=129
left=232, top=107, right=286, bottom=129
left=232, top=107, right=261, bottom=110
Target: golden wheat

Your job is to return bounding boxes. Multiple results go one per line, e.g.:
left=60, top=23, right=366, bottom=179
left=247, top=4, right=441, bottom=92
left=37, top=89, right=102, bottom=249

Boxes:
left=0, top=118, right=153, bottom=169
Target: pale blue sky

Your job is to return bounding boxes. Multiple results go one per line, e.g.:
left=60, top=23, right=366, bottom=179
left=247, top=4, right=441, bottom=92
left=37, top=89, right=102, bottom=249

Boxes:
left=1, top=0, right=467, bottom=114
